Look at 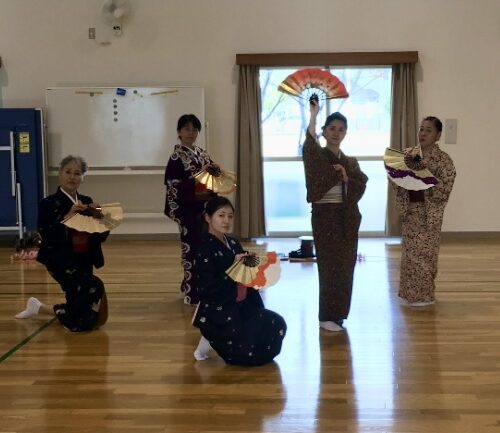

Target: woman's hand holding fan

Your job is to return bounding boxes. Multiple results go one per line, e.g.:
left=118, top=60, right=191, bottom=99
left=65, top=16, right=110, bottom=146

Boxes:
left=206, top=163, right=221, bottom=176
left=64, top=202, right=89, bottom=220
left=404, top=147, right=427, bottom=171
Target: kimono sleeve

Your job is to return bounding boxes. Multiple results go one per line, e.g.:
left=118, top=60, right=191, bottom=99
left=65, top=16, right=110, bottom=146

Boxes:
left=226, top=237, right=245, bottom=255
left=427, top=153, right=456, bottom=205
left=38, top=198, right=67, bottom=244
left=197, top=241, right=235, bottom=303
left=392, top=182, right=410, bottom=217
left=346, top=158, right=368, bottom=204
left=164, top=156, right=196, bottom=205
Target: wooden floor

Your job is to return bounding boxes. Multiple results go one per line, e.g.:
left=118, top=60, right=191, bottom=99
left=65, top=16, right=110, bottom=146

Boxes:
left=1, top=237, right=500, bottom=433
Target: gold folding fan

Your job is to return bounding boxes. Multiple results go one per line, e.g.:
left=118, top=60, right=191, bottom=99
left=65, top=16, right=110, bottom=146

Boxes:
left=62, top=202, right=124, bottom=233
left=194, top=168, right=237, bottom=195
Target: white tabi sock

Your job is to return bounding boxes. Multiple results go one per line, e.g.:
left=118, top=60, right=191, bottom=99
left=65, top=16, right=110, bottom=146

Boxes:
left=319, top=321, right=343, bottom=332
left=15, top=297, right=43, bottom=319
left=407, top=300, right=435, bottom=307
left=193, top=336, right=212, bottom=361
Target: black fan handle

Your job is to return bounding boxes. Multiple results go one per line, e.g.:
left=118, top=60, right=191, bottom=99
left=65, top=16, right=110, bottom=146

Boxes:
left=309, top=93, right=319, bottom=105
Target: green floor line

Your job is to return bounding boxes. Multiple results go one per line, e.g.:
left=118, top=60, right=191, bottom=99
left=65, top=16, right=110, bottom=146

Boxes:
left=0, top=317, right=57, bottom=364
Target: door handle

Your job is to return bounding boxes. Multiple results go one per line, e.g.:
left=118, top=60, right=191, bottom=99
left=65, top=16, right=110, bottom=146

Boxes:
left=15, top=182, right=24, bottom=239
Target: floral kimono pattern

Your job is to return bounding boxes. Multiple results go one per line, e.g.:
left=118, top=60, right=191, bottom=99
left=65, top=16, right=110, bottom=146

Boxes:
left=164, top=144, right=216, bottom=305
left=303, top=131, right=368, bottom=322
left=394, top=145, right=456, bottom=303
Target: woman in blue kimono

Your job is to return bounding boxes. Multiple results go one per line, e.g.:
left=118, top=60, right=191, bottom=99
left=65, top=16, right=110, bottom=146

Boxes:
left=164, top=114, right=219, bottom=305
left=192, top=196, right=287, bottom=366
left=15, top=155, right=108, bottom=332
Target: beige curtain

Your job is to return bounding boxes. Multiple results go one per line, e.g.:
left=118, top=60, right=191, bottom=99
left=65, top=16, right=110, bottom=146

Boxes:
left=235, top=65, right=266, bottom=238
left=386, top=63, right=418, bottom=236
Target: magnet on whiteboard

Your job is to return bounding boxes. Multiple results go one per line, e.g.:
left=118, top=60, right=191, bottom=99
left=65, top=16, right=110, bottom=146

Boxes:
left=116, top=88, right=126, bottom=96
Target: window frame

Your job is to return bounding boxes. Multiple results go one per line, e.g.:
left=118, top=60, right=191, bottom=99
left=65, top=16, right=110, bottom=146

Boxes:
left=237, top=52, right=419, bottom=237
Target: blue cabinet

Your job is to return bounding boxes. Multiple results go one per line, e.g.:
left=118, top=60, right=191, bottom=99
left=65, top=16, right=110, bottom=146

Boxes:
left=0, top=109, right=47, bottom=237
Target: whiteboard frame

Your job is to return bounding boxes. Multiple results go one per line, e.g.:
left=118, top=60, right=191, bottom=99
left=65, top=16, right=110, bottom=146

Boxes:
left=45, top=86, right=207, bottom=171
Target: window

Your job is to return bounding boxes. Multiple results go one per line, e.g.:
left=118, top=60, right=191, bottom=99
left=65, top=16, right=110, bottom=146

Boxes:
left=260, top=67, right=392, bottom=235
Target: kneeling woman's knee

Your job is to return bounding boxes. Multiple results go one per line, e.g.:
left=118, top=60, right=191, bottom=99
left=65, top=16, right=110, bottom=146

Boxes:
left=89, top=275, right=105, bottom=300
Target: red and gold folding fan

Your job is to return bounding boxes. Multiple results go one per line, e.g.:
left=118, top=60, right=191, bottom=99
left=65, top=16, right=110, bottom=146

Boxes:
left=194, top=165, right=237, bottom=195
left=225, top=252, right=281, bottom=290
left=62, top=202, right=123, bottom=233
left=278, top=68, right=349, bottom=101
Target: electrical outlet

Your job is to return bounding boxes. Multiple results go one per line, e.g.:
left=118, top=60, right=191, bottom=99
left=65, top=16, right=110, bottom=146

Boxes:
left=88, top=28, right=96, bottom=39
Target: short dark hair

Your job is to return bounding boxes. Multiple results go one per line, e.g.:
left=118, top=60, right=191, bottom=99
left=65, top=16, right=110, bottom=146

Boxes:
left=322, top=112, right=348, bottom=130
left=204, top=196, right=234, bottom=217
left=422, top=116, right=443, bottom=132
left=177, top=114, right=202, bottom=132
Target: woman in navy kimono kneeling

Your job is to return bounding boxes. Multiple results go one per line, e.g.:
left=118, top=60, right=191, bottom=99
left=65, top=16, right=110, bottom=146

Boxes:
left=15, top=155, right=108, bottom=332
left=192, top=196, right=286, bottom=366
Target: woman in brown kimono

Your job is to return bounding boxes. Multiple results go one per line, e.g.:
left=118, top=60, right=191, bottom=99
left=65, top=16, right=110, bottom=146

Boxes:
left=164, top=114, right=218, bottom=305
left=304, top=99, right=368, bottom=332
left=395, top=116, right=456, bottom=306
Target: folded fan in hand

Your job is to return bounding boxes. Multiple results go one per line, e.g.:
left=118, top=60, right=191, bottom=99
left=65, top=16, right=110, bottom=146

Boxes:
left=384, top=148, right=438, bottom=191
left=278, top=68, right=349, bottom=101
left=225, top=252, right=281, bottom=290
left=194, top=167, right=237, bottom=195
left=62, top=202, right=123, bottom=233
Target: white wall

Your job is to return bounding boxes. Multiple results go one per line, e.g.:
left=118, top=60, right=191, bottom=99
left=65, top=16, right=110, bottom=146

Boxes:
left=1, top=0, right=499, bottom=232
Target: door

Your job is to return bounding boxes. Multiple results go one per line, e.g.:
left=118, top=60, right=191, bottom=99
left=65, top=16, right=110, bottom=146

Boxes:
left=0, top=129, right=17, bottom=228
left=0, top=109, right=46, bottom=234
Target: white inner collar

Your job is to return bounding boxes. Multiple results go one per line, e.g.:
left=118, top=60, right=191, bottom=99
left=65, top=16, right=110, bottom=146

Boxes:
left=60, top=187, right=79, bottom=205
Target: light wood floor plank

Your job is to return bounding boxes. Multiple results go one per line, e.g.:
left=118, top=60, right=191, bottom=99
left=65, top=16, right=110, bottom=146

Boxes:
left=1, top=238, right=500, bottom=432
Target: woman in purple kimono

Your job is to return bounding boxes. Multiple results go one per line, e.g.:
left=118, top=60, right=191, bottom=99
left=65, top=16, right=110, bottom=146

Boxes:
left=164, top=114, right=218, bottom=305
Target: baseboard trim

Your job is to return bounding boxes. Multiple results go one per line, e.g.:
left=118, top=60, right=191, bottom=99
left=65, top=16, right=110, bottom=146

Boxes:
left=100, top=231, right=500, bottom=242
left=441, top=231, right=500, bottom=240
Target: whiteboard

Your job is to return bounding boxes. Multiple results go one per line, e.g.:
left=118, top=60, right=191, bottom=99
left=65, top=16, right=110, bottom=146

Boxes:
left=45, top=86, right=205, bottom=168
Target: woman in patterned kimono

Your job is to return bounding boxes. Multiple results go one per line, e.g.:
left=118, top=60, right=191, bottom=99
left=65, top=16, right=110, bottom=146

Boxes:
left=192, top=196, right=287, bottom=366
left=15, top=155, right=108, bottom=332
left=395, top=116, right=456, bottom=306
left=304, top=99, right=368, bottom=332
left=164, top=114, right=218, bottom=305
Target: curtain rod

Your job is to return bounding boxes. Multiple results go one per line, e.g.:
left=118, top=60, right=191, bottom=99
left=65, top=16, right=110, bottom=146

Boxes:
left=236, top=51, right=418, bottom=66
